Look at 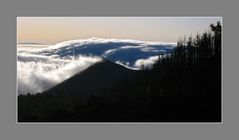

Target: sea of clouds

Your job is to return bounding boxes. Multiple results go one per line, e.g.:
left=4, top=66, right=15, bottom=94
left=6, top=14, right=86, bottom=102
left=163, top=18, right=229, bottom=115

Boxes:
left=17, top=38, right=176, bottom=94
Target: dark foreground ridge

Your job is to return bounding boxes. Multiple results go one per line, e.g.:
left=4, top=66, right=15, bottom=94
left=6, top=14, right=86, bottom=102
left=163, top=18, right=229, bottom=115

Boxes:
left=18, top=22, right=221, bottom=122
left=44, top=59, right=138, bottom=96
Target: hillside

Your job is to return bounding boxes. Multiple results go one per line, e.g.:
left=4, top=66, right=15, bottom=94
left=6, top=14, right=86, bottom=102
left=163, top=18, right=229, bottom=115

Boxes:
left=44, top=59, right=139, bottom=96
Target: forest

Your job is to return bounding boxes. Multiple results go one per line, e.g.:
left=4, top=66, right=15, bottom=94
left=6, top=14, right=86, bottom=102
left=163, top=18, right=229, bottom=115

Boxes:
left=18, top=22, right=222, bottom=122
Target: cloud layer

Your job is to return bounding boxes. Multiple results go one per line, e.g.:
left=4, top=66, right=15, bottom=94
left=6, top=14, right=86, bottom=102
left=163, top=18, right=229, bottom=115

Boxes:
left=17, top=54, right=101, bottom=94
left=18, top=38, right=175, bottom=94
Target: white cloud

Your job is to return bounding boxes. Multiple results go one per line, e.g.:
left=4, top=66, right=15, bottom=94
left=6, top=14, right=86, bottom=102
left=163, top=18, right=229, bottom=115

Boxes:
left=120, top=45, right=143, bottom=49
left=134, top=56, right=159, bottom=69
left=104, top=49, right=118, bottom=55
left=17, top=54, right=101, bottom=94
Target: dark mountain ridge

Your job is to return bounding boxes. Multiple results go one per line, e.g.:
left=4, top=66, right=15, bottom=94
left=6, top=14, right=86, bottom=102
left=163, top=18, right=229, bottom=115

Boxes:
left=44, top=59, right=139, bottom=96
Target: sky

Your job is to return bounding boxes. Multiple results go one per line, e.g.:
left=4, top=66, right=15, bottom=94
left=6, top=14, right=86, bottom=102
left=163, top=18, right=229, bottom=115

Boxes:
left=17, top=17, right=221, bottom=45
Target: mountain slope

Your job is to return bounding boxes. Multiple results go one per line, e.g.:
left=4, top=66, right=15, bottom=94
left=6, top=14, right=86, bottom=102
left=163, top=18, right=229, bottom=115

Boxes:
left=44, top=59, right=139, bottom=95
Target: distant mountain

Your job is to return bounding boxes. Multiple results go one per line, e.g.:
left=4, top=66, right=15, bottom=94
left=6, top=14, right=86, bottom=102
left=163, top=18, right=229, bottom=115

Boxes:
left=44, top=59, right=139, bottom=96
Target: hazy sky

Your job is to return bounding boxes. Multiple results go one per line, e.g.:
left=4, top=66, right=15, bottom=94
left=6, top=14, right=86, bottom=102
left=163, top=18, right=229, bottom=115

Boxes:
left=17, top=17, right=221, bottom=44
